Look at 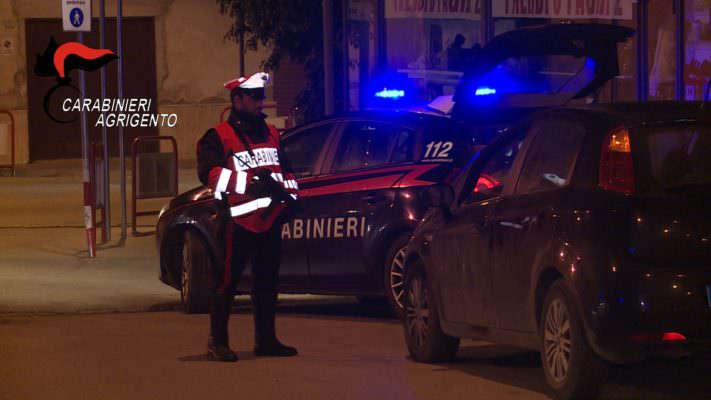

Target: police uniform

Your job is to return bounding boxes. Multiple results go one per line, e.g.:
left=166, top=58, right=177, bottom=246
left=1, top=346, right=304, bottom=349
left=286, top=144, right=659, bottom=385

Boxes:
left=197, top=72, right=299, bottom=362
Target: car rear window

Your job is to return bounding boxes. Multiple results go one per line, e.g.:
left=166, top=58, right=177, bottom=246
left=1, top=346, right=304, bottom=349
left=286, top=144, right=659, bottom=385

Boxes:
left=635, top=125, right=711, bottom=194
left=475, top=55, right=593, bottom=95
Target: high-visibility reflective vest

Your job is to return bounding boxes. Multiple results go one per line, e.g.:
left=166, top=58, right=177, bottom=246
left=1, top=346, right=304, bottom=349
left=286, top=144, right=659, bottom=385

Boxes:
left=207, top=121, right=299, bottom=232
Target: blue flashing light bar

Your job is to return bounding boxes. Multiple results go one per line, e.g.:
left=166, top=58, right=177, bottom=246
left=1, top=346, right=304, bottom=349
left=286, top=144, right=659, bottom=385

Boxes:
left=375, top=88, right=405, bottom=99
left=475, top=87, right=497, bottom=96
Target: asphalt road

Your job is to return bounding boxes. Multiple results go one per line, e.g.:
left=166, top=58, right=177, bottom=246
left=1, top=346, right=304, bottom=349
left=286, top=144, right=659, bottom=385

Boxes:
left=2, top=300, right=710, bottom=400
left=2, top=163, right=710, bottom=400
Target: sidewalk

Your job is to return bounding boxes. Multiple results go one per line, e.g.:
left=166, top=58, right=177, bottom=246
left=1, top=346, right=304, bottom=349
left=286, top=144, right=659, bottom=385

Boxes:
left=8, top=157, right=199, bottom=179
left=0, top=159, right=200, bottom=314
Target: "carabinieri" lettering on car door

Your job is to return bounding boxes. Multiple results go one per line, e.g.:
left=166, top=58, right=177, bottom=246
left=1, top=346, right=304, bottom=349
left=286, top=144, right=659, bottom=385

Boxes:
left=281, top=216, right=367, bottom=239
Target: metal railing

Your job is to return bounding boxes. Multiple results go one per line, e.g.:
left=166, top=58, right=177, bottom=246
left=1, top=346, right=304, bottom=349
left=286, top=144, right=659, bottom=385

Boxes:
left=90, top=143, right=108, bottom=243
left=0, top=110, right=15, bottom=176
left=131, top=136, right=178, bottom=236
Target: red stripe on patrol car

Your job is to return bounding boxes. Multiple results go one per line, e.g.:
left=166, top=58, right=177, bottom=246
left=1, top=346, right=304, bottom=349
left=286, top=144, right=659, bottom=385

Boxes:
left=300, top=164, right=441, bottom=198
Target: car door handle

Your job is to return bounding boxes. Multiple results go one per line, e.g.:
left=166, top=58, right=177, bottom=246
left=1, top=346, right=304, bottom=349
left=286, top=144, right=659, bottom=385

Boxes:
left=499, top=221, right=523, bottom=229
left=362, top=194, right=386, bottom=204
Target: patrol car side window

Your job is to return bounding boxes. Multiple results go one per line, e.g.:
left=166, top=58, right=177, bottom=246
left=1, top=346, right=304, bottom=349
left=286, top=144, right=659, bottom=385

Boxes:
left=515, top=120, right=584, bottom=194
left=332, top=121, right=402, bottom=172
left=281, top=123, right=334, bottom=177
left=465, top=133, right=526, bottom=204
left=390, top=127, right=416, bottom=165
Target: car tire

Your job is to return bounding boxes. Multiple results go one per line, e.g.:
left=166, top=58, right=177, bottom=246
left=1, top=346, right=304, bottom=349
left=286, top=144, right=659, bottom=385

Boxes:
left=180, top=230, right=211, bottom=314
left=384, top=234, right=411, bottom=318
left=540, top=281, right=608, bottom=400
left=403, top=261, right=459, bottom=362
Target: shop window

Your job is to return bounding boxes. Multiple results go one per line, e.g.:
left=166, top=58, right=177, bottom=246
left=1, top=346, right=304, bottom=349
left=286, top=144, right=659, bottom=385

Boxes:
left=384, top=2, right=481, bottom=102
left=347, top=0, right=378, bottom=110
left=491, top=2, right=637, bottom=103
left=684, top=0, right=711, bottom=100
left=649, top=1, right=677, bottom=100
left=613, top=13, right=639, bottom=102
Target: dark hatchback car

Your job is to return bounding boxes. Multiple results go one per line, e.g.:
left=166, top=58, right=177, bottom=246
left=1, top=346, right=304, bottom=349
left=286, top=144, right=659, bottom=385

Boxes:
left=156, top=109, right=504, bottom=314
left=402, top=102, right=711, bottom=399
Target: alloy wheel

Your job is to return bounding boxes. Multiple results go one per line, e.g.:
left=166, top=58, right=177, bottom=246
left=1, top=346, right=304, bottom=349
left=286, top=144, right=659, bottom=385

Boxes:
left=405, top=274, right=430, bottom=348
left=389, top=246, right=407, bottom=309
left=543, top=298, right=572, bottom=384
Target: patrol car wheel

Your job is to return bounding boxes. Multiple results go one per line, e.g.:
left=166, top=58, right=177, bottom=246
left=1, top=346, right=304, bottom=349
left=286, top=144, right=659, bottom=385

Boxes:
left=384, top=235, right=410, bottom=318
left=403, top=261, right=459, bottom=362
left=540, top=281, right=608, bottom=400
left=180, top=230, right=211, bottom=314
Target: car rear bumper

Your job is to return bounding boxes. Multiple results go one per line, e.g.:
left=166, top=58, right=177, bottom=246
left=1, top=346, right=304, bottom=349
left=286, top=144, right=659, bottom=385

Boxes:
left=584, top=267, right=711, bottom=363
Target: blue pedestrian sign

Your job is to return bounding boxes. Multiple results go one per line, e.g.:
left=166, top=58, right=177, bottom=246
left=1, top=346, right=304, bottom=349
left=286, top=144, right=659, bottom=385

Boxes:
left=70, top=8, right=84, bottom=28
left=62, top=1, right=91, bottom=32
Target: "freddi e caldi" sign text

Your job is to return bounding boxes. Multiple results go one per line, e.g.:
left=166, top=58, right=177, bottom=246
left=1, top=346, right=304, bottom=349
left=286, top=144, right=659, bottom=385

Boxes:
left=494, top=0, right=633, bottom=20
left=386, top=0, right=633, bottom=20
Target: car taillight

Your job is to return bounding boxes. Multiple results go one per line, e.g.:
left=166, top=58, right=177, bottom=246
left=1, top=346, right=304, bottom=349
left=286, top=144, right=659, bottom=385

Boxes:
left=662, top=332, right=687, bottom=341
left=599, top=126, right=635, bottom=194
left=627, top=332, right=687, bottom=343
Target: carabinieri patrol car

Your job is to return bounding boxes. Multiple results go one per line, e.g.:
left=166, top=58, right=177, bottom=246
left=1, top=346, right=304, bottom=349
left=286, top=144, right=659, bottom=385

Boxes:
left=157, top=108, right=505, bottom=315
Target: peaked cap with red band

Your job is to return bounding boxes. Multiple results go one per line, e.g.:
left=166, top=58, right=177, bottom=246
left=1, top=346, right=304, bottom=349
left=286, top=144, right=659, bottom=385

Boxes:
left=224, top=72, right=271, bottom=100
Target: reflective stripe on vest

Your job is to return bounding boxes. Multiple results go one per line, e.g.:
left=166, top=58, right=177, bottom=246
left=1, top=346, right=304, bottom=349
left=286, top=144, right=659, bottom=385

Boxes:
left=235, top=170, right=247, bottom=194
left=216, top=168, right=231, bottom=193
left=230, top=197, right=272, bottom=217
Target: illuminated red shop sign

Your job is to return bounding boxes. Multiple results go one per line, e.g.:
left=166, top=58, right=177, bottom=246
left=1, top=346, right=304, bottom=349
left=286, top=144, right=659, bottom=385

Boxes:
left=386, top=0, right=482, bottom=20
left=385, top=0, right=633, bottom=20
left=493, top=0, right=634, bottom=20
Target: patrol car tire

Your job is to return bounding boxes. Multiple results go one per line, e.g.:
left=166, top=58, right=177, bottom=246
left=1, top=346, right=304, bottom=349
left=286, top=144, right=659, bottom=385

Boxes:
left=403, top=262, right=459, bottom=363
left=540, top=281, right=608, bottom=400
left=384, top=235, right=411, bottom=318
left=180, top=230, right=211, bottom=314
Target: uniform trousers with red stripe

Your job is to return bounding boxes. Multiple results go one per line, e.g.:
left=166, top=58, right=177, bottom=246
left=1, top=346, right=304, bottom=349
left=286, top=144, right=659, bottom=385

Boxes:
left=210, top=220, right=281, bottom=347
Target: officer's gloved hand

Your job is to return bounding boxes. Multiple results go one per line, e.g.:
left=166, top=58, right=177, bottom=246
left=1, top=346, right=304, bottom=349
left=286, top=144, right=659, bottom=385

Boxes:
left=246, top=173, right=270, bottom=197
left=276, top=197, right=301, bottom=224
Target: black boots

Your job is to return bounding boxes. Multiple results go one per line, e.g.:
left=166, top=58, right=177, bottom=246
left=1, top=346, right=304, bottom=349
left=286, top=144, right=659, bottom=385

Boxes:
left=207, top=336, right=238, bottom=362
left=208, top=293, right=238, bottom=362
left=252, top=291, right=298, bottom=357
left=207, top=290, right=297, bottom=360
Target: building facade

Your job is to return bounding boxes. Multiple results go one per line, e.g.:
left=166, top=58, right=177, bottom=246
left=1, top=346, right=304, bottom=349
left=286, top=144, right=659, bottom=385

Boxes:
left=326, top=0, right=711, bottom=112
left=1, top=1, right=709, bottom=165
left=0, top=0, right=276, bottom=164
